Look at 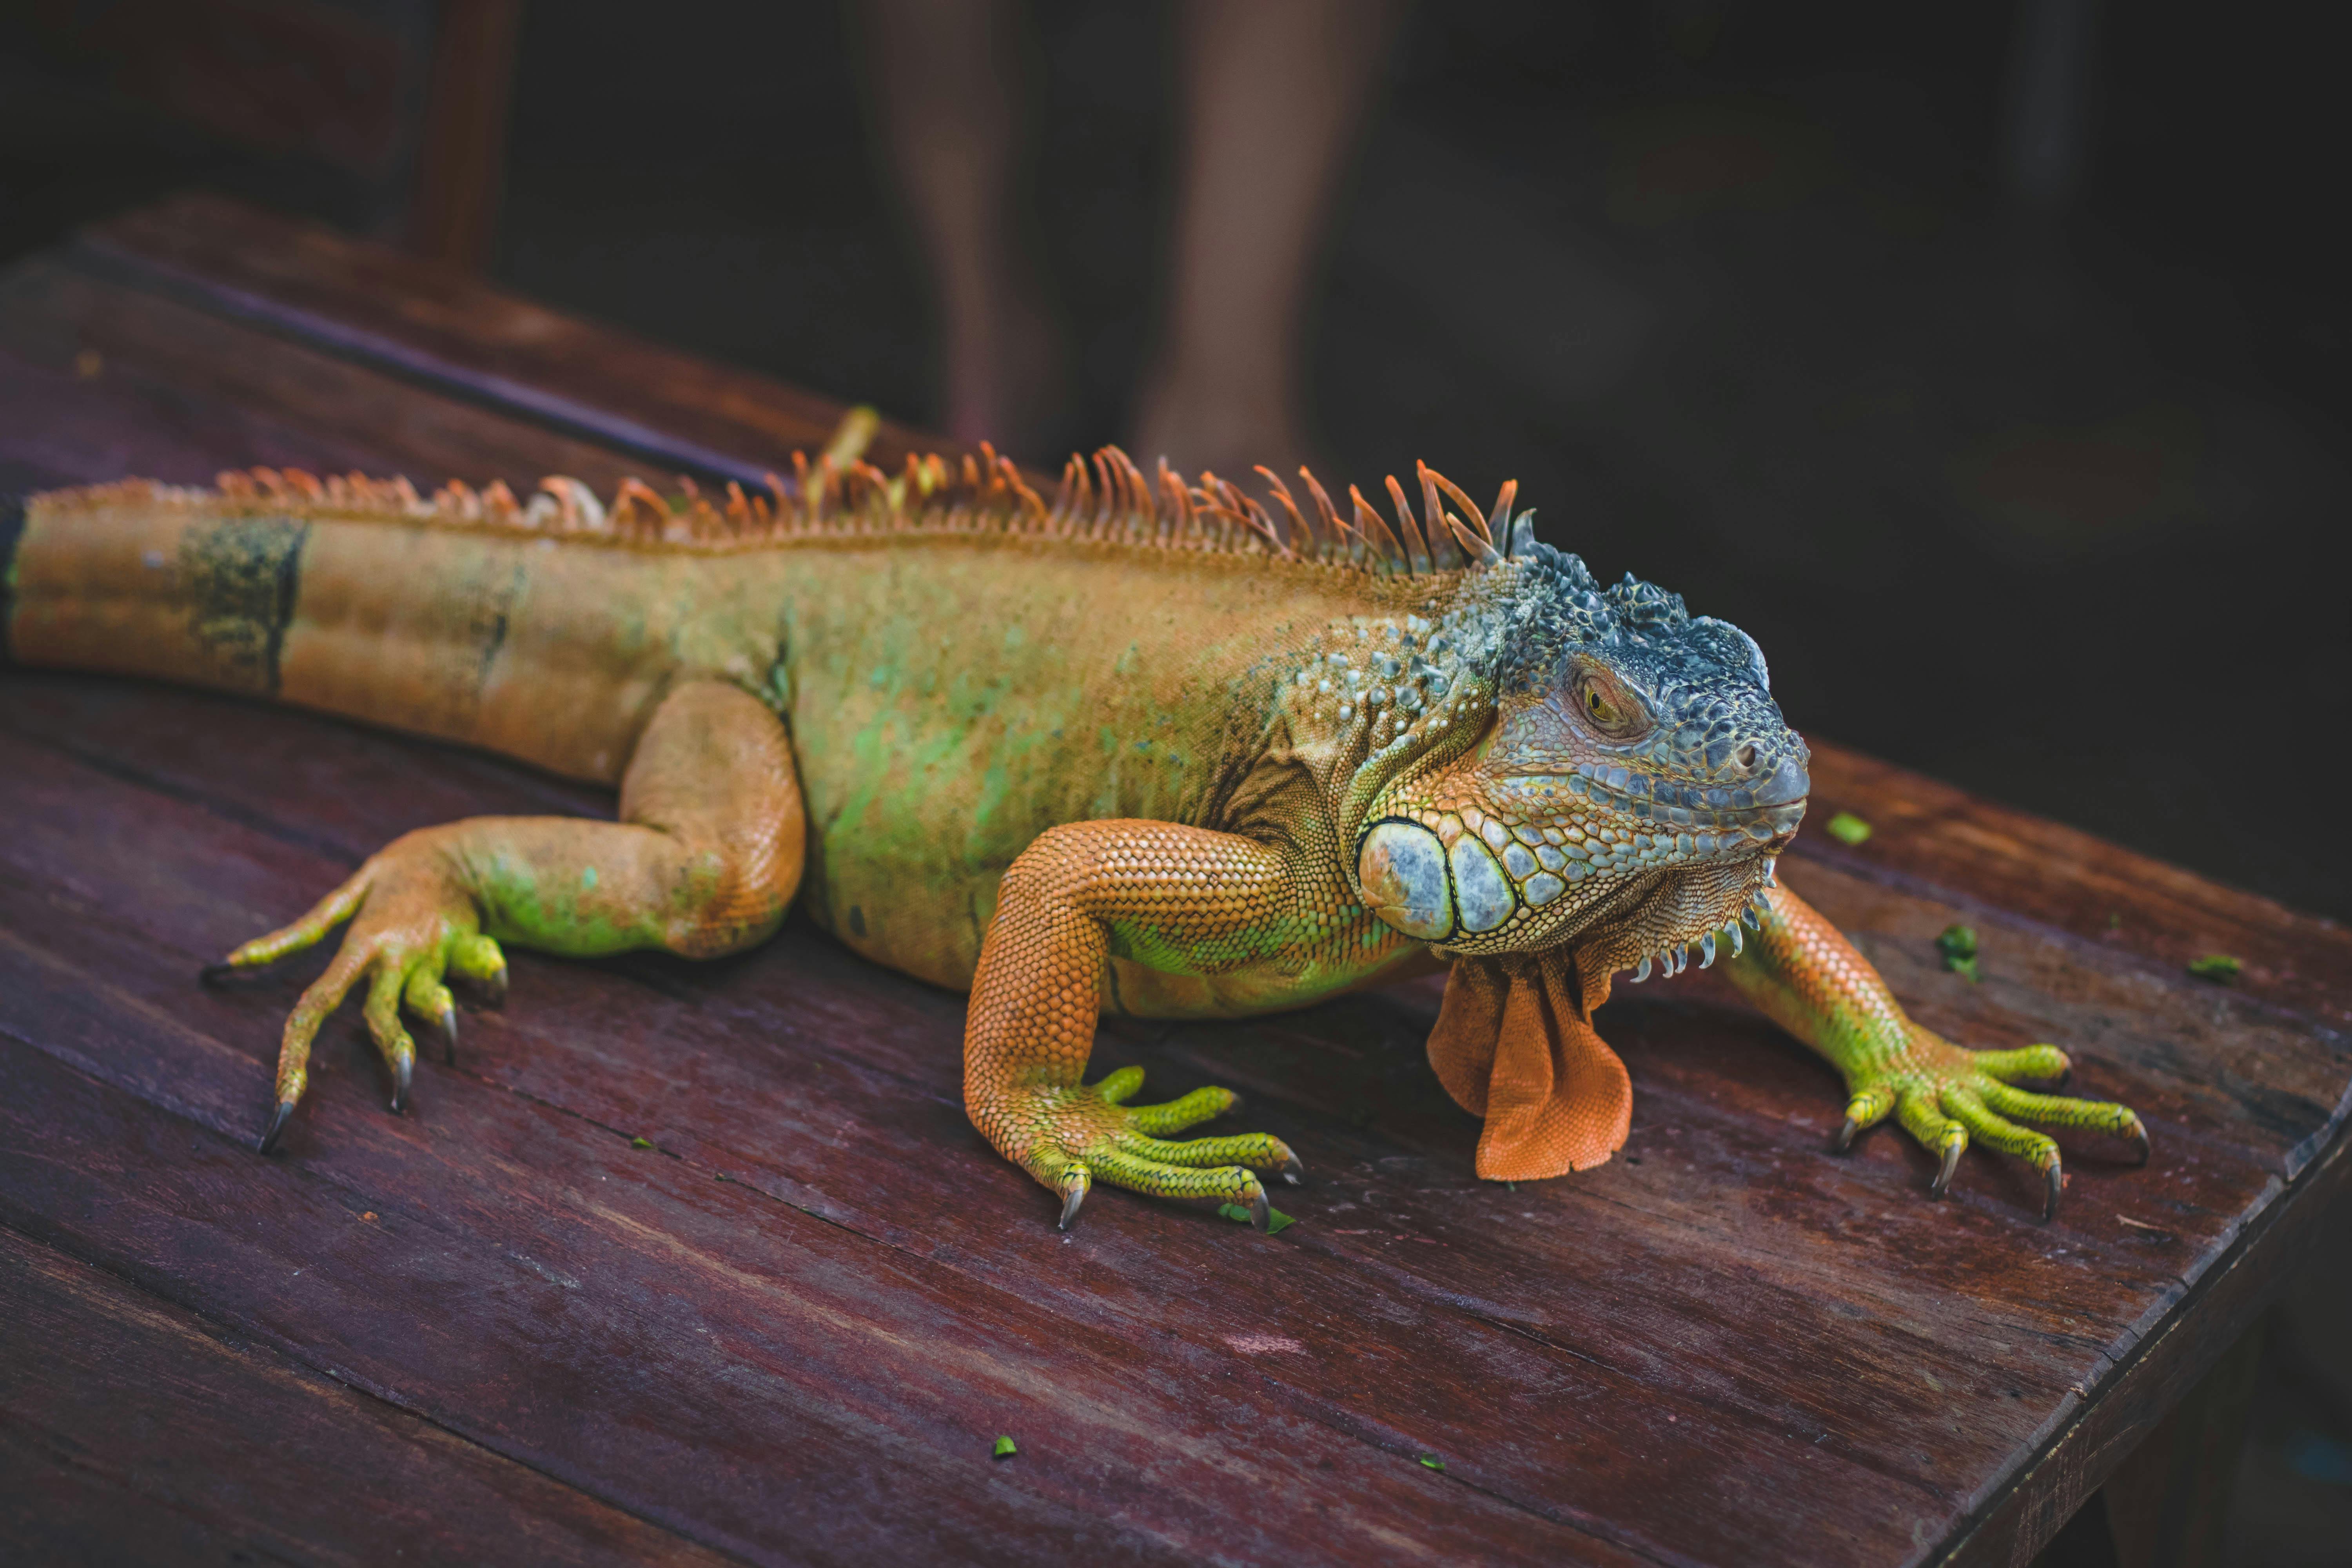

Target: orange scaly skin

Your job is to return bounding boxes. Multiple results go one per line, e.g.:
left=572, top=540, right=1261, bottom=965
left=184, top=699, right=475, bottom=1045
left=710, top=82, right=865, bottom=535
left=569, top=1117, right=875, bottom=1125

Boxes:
left=0, top=438, right=2147, bottom=1227
left=965, top=822, right=1314, bottom=1227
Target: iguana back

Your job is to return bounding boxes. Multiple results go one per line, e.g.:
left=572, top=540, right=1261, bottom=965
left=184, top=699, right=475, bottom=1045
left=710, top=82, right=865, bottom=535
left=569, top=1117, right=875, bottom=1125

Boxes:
left=5, top=454, right=1431, bottom=989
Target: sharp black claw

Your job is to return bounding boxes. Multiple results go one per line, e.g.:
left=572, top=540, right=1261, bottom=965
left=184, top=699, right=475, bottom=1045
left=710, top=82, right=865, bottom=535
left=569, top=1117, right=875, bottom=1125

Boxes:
left=2128, top=1118, right=2152, bottom=1167
left=439, top=1011, right=458, bottom=1066
left=391, top=1056, right=412, bottom=1114
left=1282, top=1155, right=1305, bottom=1186
left=1931, top=1140, right=1963, bottom=1200
left=257, top=1100, right=295, bottom=1155
left=1249, top=1189, right=1271, bottom=1233
left=2042, top=1163, right=2064, bottom=1223
left=1833, top=1115, right=1860, bottom=1154
left=1057, top=1184, right=1087, bottom=1231
left=198, top=962, right=238, bottom=986
left=486, top=966, right=509, bottom=1008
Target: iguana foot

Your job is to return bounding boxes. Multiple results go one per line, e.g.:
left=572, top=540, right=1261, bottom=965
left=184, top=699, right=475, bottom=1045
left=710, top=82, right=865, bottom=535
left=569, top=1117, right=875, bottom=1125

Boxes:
left=207, top=828, right=506, bottom=1152
left=1838, top=1036, right=2147, bottom=1221
left=982, top=1065, right=1302, bottom=1232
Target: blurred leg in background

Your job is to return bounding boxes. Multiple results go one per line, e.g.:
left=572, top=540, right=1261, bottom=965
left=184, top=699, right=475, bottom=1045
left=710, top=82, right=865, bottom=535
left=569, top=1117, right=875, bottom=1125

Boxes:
left=867, top=0, right=1401, bottom=475
left=1132, top=0, right=1403, bottom=479
left=862, top=0, right=1069, bottom=457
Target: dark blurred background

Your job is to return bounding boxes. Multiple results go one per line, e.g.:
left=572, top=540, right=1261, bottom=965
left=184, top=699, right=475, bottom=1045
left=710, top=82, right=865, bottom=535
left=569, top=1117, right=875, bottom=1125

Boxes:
left=2, top=2, right=2347, bottom=1562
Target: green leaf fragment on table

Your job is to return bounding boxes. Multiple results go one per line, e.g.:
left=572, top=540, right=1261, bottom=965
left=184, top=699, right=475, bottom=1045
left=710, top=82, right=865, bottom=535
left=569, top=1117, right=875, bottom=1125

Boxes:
left=1419, top=1455, right=1446, bottom=1472
left=1217, top=1202, right=1296, bottom=1234
left=1824, top=811, right=1872, bottom=846
left=629, top=1136, right=653, bottom=1149
left=2189, top=953, right=2243, bottom=983
left=1936, top=924, right=1980, bottom=982
left=993, top=1435, right=1017, bottom=1458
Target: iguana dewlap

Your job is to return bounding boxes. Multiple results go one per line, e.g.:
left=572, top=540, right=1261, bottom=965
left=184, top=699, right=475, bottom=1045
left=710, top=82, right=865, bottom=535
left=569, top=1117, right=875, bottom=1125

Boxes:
left=1, top=441, right=2146, bottom=1227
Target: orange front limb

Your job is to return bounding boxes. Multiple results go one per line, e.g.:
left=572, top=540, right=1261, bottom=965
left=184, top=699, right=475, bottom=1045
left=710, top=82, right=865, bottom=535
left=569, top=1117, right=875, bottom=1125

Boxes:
left=964, top=820, right=1308, bottom=1229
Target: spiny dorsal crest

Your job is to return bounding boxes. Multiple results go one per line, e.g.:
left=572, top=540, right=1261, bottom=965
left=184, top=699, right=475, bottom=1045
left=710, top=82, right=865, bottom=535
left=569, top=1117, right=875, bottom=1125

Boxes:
left=42, top=447, right=1539, bottom=581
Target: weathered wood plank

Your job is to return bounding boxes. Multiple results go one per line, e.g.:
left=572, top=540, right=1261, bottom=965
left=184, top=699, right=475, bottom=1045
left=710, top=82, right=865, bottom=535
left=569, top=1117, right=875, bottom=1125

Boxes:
left=78, top=191, right=949, bottom=485
left=0, top=337, right=364, bottom=504
left=0, top=699, right=1960, bottom=1566
left=0, top=1223, right=738, bottom=1568
left=0, top=1022, right=1647, bottom=1567
left=1802, top=748, right=2352, bottom=1033
left=3, top=669, right=2343, bottom=1565
left=0, top=260, right=642, bottom=496
left=1944, top=1136, right=2350, bottom=1566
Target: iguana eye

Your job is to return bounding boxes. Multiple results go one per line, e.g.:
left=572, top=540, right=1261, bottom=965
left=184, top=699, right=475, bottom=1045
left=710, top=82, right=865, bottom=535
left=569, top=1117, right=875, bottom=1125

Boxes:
left=1568, top=666, right=1651, bottom=742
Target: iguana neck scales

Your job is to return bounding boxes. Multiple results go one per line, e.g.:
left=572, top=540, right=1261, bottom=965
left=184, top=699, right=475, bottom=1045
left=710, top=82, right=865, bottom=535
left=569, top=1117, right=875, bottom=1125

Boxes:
left=3, top=441, right=2147, bottom=1227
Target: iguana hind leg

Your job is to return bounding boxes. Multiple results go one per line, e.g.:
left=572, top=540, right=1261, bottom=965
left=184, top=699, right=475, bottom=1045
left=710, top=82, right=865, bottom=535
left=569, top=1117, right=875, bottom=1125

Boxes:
left=212, top=681, right=804, bottom=1151
left=965, top=820, right=1308, bottom=1230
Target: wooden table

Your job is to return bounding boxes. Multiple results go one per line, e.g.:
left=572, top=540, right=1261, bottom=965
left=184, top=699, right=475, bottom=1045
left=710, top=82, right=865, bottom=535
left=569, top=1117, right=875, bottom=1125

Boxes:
left=3, top=194, right=2347, bottom=1567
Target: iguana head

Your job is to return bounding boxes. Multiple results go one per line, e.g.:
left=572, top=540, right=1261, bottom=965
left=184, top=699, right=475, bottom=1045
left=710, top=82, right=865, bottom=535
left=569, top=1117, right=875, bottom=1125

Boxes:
left=1351, top=541, right=1807, bottom=978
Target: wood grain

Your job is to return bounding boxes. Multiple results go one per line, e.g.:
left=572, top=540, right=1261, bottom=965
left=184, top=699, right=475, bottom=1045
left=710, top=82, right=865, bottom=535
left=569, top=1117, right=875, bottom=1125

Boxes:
left=0, top=194, right=2344, bottom=1566
left=78, top=192, right=955, bottom=489
left=0, top=1224, right=737, bottom=1568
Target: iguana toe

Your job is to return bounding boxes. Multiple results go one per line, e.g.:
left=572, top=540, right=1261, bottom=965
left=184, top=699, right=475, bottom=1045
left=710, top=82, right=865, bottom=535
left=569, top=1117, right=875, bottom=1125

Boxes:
left=212, top=836, right=513, bottom=1152
left=405, top=967, right=460, bottom=1065
left=258, top=1100, right=296, bottom=1156
left=1057, top=1168, right=1090, bottom=1230
left=447, top=932, right=508, bottom=1007
left=996, top=1067, right=1292, bottom=1229
left=1123, top=1085, right=1240, bottom=1136
left=1929, top=1129, right=1965, bottom=1199
left=1833, top=1085, right=1896, bottom=1154
left=1853, top=1033, right=2143, bottom=1218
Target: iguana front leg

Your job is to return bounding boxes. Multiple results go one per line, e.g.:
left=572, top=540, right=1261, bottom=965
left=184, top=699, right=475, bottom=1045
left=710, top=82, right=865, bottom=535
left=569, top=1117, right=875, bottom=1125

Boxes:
left=1722, top=882, right=2147, bottom=1219
left=210, top=681, right=803, bottom=1151
left=965, top=820, right=1310, bottom=1230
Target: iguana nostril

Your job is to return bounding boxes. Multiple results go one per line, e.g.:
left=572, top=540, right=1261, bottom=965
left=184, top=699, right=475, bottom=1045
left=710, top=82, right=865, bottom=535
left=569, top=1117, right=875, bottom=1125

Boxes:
left=1737, top=743, right=1758, bottom=771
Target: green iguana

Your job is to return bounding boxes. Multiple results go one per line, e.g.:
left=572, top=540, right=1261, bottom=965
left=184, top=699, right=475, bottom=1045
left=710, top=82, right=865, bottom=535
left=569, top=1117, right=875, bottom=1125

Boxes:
left=0, top=430, right=2147, bottom=1228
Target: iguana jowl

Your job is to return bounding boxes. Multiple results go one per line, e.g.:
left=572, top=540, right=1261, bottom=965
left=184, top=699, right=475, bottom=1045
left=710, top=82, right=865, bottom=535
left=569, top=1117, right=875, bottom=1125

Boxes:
left=2, top=437, right=2147, bottom=1226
